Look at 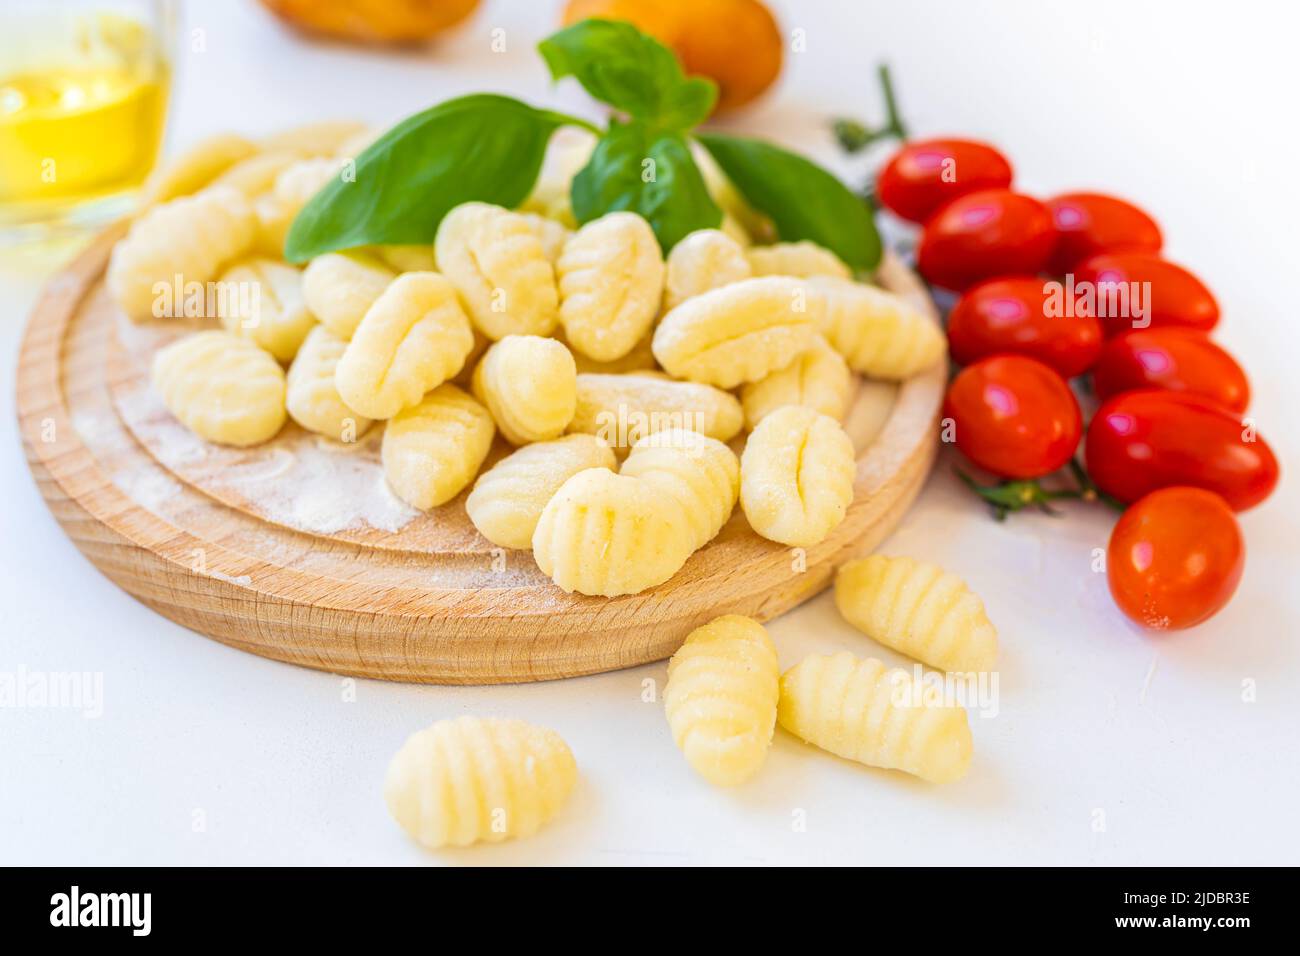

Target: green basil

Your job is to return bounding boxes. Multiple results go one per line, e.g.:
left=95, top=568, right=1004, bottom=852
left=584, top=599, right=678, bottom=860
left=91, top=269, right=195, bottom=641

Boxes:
left=284, top=94, right=590, bottom=263
left=695, top=131, right=882, bottom=271
left=572, top=121, right=721, bottom=252
left=539, top=18, right=716, bottom=129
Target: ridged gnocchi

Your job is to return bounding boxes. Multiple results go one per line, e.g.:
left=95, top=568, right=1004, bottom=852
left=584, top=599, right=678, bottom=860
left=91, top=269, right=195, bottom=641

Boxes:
left=778, top=651, right=973, bottom=783
left=471, top=335, right=577, bottom=445
left=434, top=201, right=558, bottom=340
left=569, top=373, right=743, bottom=449
left=286, top=325, right=373, bottom=441
left=151, top=331, right=286, bottom=446
left=384, top=716, right=577, bottom=848
left=143, top=133, right=258, bottom=205
left=740, top=336, right=851, bottom=429
left=835, top=555, right=999, bottom=673
left=335, top=272, right=474, bottom=420
left=808, top=277, right=946, bottom=379
left=466, top=434, right=616, bottom=550
left=663, top=228, right=752, bottom=311
left=740, top=405, right=856, bottom=547
left=556, top=212, right=664, bottom=362
left=746, top=241, right=851, bottom=280
left=652, top=276, right=819, bottom=388
left=381, top=384, right=495, bottom=510
left=108, top=186, right=257, bottom=321
left=301, top=250, right=395, bottom=340
left=664, top=615, right=779, bottom=787
left=532, top=468, right=694, bottom=597
left=214, top=257, right=316, bottom=362
left=621, top=428, right=739, bottom=551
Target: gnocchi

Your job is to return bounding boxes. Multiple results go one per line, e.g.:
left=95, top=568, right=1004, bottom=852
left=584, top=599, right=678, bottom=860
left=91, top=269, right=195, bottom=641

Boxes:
left=808, top=277, right=946, bottom=379
left=664, top=615, right=779, bottom=787
left=434, top=201, right=559, bottom=340
left=569, top=373, right=743, bottom=449
left=261, top=119, right=370, bottom=158
left=663, top=228, right=752, bottom=311
left=466, top=434, right=616, bottom=550
left=471, top=335, right=577, bottom=445
left=517, top=213, right=572, bottom=265
left=335, top=272, right=474, bottom=420
left=746, top=241, right=851, bottom=280
left=301, top=250, right=395, bottom=340
left=556, top=212, right=664, bottom=361
left=151, top=331, right=286, bottom=446
left=143, top=133, right=258, bottom=205
left=381, top=384, right=495, bottom=510
left=778, top=651, right=973, bottom=783
left=740, top=336, right=851, bottom=429
left=835, top=555, right=999, bottom=673
left=384, top=716, right=577, bottom=848
left=621, top=428, right=739, bottom=551
left=652, top=276, right=819, bottom=388
left=740, top=405, right=856, bottom=547
left=209, top=149, right=302, bottom=199
left=286, top=325, right=373, bottom=442
left=563, top=330, right=657, bottom=375
left=214, top=257, right=316, bottom=362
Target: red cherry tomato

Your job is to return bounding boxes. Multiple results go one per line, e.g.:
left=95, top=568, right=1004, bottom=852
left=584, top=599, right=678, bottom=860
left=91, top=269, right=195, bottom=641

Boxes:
left=1074, top=252, right=1219, bottom=337
left=1046, top=192, right=1163, bottom=273
left=917, top=189, right=1056, bottom=291
left=1092, top=329, right=1250, bottom=413
left=1107, top=487, right=1244, bottom=630
left=1086, top=390, right=1278, bottom=510
left=876, top=138, right=1014, bottom=224
left=944, top=355, right=1083, bottom=478
left=947, top=276, right=1103, bottom=378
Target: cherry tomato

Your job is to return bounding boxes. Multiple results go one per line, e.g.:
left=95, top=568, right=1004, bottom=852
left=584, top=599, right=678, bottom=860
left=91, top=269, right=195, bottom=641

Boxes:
left=1092, top=329, right=1250, bottom=413
left=1074, top=252, right=1219, bottom=337
left=944, top=355, right=1083, bottom=478
left=947, top=276, right=1103, bottom=378
left=1086, top=390, right=1278, bottom=510
left=1046, top=192, right=1163, bottom=274
left=1107, top=487, right=1244, bottom=630
left=876, top=138, right=1014, bottom=224
left=917, top=189, right=1056, bottom=291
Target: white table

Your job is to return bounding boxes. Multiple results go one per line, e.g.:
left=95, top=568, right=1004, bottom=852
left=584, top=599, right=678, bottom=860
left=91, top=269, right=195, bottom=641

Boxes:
left=3, top=0, right=1297, bottom=866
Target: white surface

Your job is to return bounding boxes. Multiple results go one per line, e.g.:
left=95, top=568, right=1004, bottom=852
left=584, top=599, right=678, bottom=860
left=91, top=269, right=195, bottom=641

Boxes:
left=2, top=0, right=1298, bottom=866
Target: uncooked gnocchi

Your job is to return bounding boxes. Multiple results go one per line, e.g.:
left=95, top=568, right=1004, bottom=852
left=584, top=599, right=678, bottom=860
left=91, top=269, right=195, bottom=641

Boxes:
left=335, top=272, right=474, bottom=420
left=214, top=257, right=316, bottom=362
left=143, top=133, right=258, bottom=205
left=563, top=331, right=657, bottom=375
left=740, top=405, right=856, bottom=547
left=381, top=384, right=495, bottom=510
left=835, top=555, right=999, bottom=673
left=808, top=277, right=946, bottom=379
left=569, top=372, right=743, bottom=450
left=151, top=331, right=286, bottom=446
left=518, top=212, right=571, bottom=265
left=746, top=241, right=851, bottom=280
left=262, top=119, right=371, bottom=158
left=384, top=716, right=577, bottom=848
left=663, top=228, right=752, bottom=311
left=209, top=149, right=302, bottom=199
left=740, top=336, right=851, bottom=429
left=664, top=615, right=779, bottom=787
left=286, top=325, right=373, bottom=442
left=471, top=335, right=577, bottom=445
left=301, top=250, right=395, bottom=340
left=778, top=651, right=973, bottom=783
left=621, top=428, right=739, bottom=551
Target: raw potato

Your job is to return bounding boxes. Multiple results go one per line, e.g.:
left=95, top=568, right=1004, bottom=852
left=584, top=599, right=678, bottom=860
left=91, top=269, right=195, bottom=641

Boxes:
left=808, top=277, right=946, bottom=379
left=107, top=186, right=256, bottom=321
left=336, top=272, right=474, bottom=420
left=652, top=276, right=818, bottom=388
left=471, top=335, right=577, bottom=445
left=381, top=384, right=495, bottom=510
left=569, top=372, right=743, bottom=449
left=741, top=336, right=851, bottom=429
left=664, top=615, right=779, bottom=787
left=835, top=555, right=998, bottom=673
left=286, top=325, right=373, bottom=442
left=151, top=331, right=286, bottom=447
left=301, top=250, right=395, bottom=340
left=746, top=241, right=851, bottom=280
left=621, top=428, right=739, bottom=551
left=384, top=716, right=577, bottom=849
left=664, top=228, right=752, bottom=311
left=556, top=211, right=664, bottom=361
left=778, top=651, right=973, bottom=783
left=466, top=434, right=616, bottom=550
left=215, top=257, right=316, bottom=362
left=143, top=133, right=258, bottom=205
left=434, top=201, right=558, bottom=340
left=740, top=405, right=856, bottom=547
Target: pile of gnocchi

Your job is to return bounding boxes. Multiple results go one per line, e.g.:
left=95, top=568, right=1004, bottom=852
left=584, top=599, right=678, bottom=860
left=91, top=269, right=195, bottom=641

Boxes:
left=106, top=123, right=947, bottom=599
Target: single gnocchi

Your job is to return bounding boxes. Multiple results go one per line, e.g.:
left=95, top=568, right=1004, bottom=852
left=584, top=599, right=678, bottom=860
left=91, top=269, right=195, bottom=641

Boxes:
left=143, top=133, right=258, bottom=205
left=664, top=615, right=779, bottom=787
left=301, top=250, right=395, bottom=340
left=652, top=277, right=819, bottom=388
left=740, top=405, right=856, bottom=547
left=621, top=428, right=739, bottom=551
left=384, top=716, right=577, bottom=849
left=381, top=384, right=495, bottom=510
left=434, top=201, right=558, bottom=340
left=151, top=331, right=286, bottom=446
left=778, top=651, right=973, bottom=784
left=335, top=272, right=474, bottom=420
left=663, top=228, right=752, bottom=311
left=214, top=257, right=316, bottom=362
left=466, top=434, right=616, bottom=550
left=471, top=335, right=577, bottom=445
left=286, top=325, right=373, bottom=442
left=532, top=468, right=694, bottom=597
left=746, top=241, right=851, bottom=280
left=835, top=555, right=999, bottom=673
left=556, top=212, right=664, bottom=362
left=808, top=277, right=946, bottom=379
left=569, top=373, right=743, bottom=450
left=108, top=186, right=257, bottom=321
left=740, top=336, right=851, bottom=429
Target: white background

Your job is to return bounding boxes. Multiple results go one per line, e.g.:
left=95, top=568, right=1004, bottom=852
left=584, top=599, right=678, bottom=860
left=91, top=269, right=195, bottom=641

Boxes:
left=3, top=0, right=1298, bottom=866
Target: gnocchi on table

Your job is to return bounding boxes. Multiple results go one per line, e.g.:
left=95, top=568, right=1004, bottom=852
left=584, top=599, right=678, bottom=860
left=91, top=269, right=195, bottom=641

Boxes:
left=471, top=334, right=577, bottom=445
left=381, top=384, right=495, bottom=510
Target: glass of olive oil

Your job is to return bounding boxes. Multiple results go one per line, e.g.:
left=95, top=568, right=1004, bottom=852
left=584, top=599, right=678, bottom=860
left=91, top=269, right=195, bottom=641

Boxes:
left=0, top=0, right=173, bottom=238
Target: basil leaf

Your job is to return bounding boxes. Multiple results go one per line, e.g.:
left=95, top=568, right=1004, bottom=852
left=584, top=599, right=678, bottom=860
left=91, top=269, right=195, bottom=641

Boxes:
left=284, top=94, right=585, bottom=263
left=539, top=19, right=716, bottom=129
left=572, top=121, right=721, bottom=252
left=695, top=131, right=882, bottom=271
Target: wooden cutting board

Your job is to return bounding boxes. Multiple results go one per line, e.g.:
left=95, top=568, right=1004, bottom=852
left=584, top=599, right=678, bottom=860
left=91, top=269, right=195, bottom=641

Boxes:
left=16, top=223, right=944, bottom=684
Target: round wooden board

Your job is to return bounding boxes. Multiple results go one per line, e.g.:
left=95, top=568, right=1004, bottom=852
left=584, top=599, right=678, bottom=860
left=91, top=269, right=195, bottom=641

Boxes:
left=17, top=223, right=945, bottom=684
